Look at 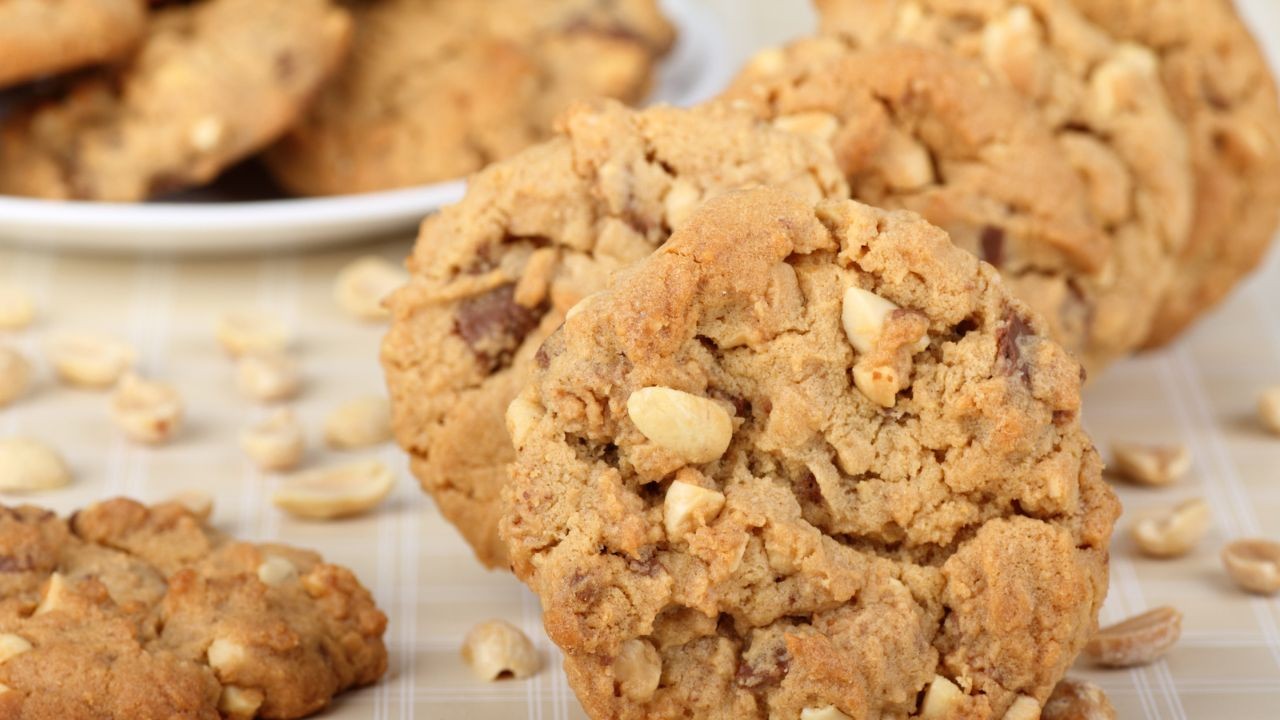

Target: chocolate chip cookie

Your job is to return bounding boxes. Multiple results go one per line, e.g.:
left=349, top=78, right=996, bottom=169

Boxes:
left=381, top=100, right=849, bottom=568
left=265, top=0, right=675, bottom=196
left=0, top=0, right=147, bottom=90
left=1067, top=0, right=1280, bottom=346
left=0, top=498, right=387, bottom=719
left=0, top=0, right=352, bottom=201
left=502, top=189, right=1119, bottom=719
left=813, top=0, right=1194, bottom=368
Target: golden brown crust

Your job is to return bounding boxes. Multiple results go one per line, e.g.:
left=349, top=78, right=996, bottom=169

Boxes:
left=0, top=0, right=147, bottom=89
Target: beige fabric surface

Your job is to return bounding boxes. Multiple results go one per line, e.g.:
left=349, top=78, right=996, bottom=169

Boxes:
left=1, top=1, right=1279, bottom=718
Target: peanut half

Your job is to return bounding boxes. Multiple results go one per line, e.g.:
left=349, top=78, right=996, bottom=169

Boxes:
left=241, top=409, right=306, bottom=472
left=237, top=352, right=301, bottom=403
left=1221, top=538, right=1280, bottom=596
left=0, top=287, right=35, bottom=330
left=334, top=256, right=408, bottom=321
left=627, top=387, right=733, bottom=464
left=272, top=460, right=395, bottom=520
left=216, top=312, right=288, bottom=357
left=1084, top=606, right=1182, bottom=667
left=0, top=438, right=71, bottom=492
left=46, top=333, right=135, bottom=389
left=461, top=620, right=541, bottom=681
left=110, top=374, right=184, bottom=444
left=1130, top=498, right=1212, bottom=558
left=1110, top=442, right=1190, bottom=487
left=1043, top=678, right=1116, bottom=720
left=0, top=347, right=31, bottom=407
left=324, top=396, right=392, bottom=450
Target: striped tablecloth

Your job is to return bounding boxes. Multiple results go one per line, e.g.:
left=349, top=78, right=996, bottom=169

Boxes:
left=1, top=1, right=1279, bottom=718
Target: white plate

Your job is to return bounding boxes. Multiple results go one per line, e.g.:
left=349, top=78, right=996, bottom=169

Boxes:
left=0, top=0, right=732, bottom=255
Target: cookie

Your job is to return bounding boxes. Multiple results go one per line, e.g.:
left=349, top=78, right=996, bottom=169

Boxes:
left=265, top=0, right=675, bottom=196
left=813, top=0, right=1194, bottom=368
left=1067, top=0, right=1280, bottom=346
left=501, top=189, right=1119, bottom=719
left=381, top=100, right=849, bottom=568
left=0, top=0, right=352, bottom=201
left=0, top=0, right=147, bottom=90
left=0, top=498, right=387, bottom=719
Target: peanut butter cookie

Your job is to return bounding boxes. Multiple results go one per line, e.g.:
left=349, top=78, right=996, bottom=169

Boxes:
left=0, top=0, right=146, bottom=89
left=502, top=189, right=1119, bottom=719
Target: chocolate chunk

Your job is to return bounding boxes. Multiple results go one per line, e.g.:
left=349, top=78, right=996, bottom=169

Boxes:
left=454, top=285, right=545, bottom=374
left=0, top=555, right=28, bottom=572
left=980, top=225, right=1005, bottom=268
left=275, top=51, right=297, bottom=82
left=996, top=312, right=1033, bottom=384
left=735, top=645, right=790, bottom=689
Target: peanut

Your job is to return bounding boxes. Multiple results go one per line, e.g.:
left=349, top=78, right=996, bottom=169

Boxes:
left=626, top=387, right=733, bottom=464
left=1084, top=606, right=1182, bottom=667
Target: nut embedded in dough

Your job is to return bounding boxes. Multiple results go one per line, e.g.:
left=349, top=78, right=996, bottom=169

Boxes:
left=919, top=675, right=964, bottom=719
left=257, top=555, right=299, bottom=587
left=626, top=387, right=733, bottom=464
left=662, top=480, right=725, bottom=540
left=612, top=638, right=661, bottom=701
left=0, top=634, right=32, bottom=664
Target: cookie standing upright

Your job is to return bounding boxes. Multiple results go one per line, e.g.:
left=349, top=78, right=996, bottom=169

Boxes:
left=502, top=189, right=1119, bottom=719
left=266, top=0, right=675, bottom=195
left=382, top=101, right=849, bottom=568
left=1067, top=0, right=1280, bottom=346
left=0, top=498, right=387, bottom=719
left=814, top=0, right=1194, bottom=367
left=0, top=0, right=147, bottom=89
left=0, top=0, right=353, bottom=201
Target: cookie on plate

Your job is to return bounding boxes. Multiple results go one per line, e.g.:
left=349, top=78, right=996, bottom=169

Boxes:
left=1067, top=0, right=1280, bottom=346
left=0, top=0, right=147, bottom=90
left=265, top=0, right=675, bottom=196
left=0, top=498, right=387, bottom=718
left=813, top=0, right=1194, bottom=367
left=381, top=100, right=848, bottom=569
left=502, top=189, right=1119, bottom=719
left=0, top=0, right=352, bottom=201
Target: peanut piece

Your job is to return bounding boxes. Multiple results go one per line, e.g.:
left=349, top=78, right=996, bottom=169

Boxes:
left=1002, top=695, right=1041, bottom=720
left=111, top=374, right=184, bottom=444
left=0, top=634, right=32, bottom=664
left=35, top=573, right=68, bottom=615
left=218, top=686, right=264, bottom=720
left=841, top=287, right=929, bottom=355
left=663, top=178, right=703, bottom=229
left=1110, top=443, right=1190, bottom=487
left=844, top=288, right=929, bottom=407
left=241, top=409, right=305, bottom=472
left=505, top=391, right=541, bottom=449
left=257, top=555, right=298, bottom=586
left=920, top=675, right=964, bottom=719
left=216, top=312, right=288, bottom=357
left=0, top=347, right=31, bottom=407
left=207, top=637, right=248, bottom=675
left=272, top=460, right=395, bottom=520
left=1130, top=498, right=1211, bottom=558
left=773, top=112, right=840, bottom=144
left=1221, top=538, right=1280, bottom=595
left=167, top=489, right=214, bottom=520
left=512, top=248, right=558, bottom=309
left=1256, top=386, right=1280, bottom=436
left=461, top=619, right=541, bottom=681
left=800, top=707, right=851, bottom=720
left=0, top=287, right=35, bottom=330
left=663, top=480, right=725, bottom=540
left=1084, top=606, right=1182, bottom=667
left=876, top=127, right=934, bottom=191
left=324, top=396, right=392, bottom=449
left=334, top=256, right=408, bottom=321
left=627, top=387, right=733, bottom=464
left=237, top=352, right=301, bottom=402
left=613, top=638, right=661, bottom=701
left=46, top=333, right=135, bottom=389
left=1043, top=678, right=1116, bottom=720
left=0, top=438, right=71, bottom=492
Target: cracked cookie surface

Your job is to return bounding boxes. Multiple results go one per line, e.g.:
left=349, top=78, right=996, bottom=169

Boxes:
left=0, top=498, right=387, bottom=719
left=0, top=0, right=352, bottom=201
left=265, top=0, right=675, bottom=196
left=1066, top=0, right=1280, bottom=346
left=0, top=0, right=147, bottom=90
left=812, top=0, right=1193, bottom=370
left=501, top=189, right=1119, bottom=720
left=382, top=100, right=849, bottom=569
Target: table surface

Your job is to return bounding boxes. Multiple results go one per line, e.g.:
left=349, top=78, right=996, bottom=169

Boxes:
left=2, top=1, right=1280, bottom=718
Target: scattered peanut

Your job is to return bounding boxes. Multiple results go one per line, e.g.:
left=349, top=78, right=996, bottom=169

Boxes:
left=1110, top=442, right=1190, bottom=487
left=216, top=312, right=288, bottom=357
left=241, top=409, right=306, bottom=471
left=166, top=489, right=214, bottom=520
left=334, top=256, right=408, bottom=321
left=1043, top=678, right=1116, bottom=720
left=218, top=686, right=264, bottom=720
left=0, top=346, right=31, bottom=407
left=626, top=387, right=733, bottom=464
left=1084, top=606, right=1182, bottom=667
left=0, top=634, right=32, bottom=664
left=237, top=351, right=301, bottom=402
left=0, top=287, right=35, bottom=330
left=1257, top=386, right=1280, bottom=436
left=613, top=638, right=661, bottom=701
left=257, top=555, right=299, bottom=586
left=800, top=706, right=851, bottom=720
left=46, top=333, right=135, bottom=389
left=1221, top=538, right=1280, bottom=596
left=461, top=619, right=541, bottom=681
left=272, top=460, right=395, bottom=520
left=110, top=374, right=184, bottom=444
left=1002, top=695, right=1041, bottom=720
left=919, top=675, right=964, bottom=719
left=0, top=438, right=71, bottom=491
left=324, top=396, right=392, bottom=449
left=663, top=480, right=725, bottom=540
left=1130, top=498, right=1212, bottom=559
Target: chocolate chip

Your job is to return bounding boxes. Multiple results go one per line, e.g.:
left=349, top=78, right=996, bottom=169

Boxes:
left=996, top=312, right=1033, bottom=384
left=454, top=285, right=545, bottom=374
left=0, top=555, right=27, bottom=572
left=274, top=51, right=297, bottom=82
left=980, top=225, right=1005, bottom=268
left=735, top=645, right=790, bottom=689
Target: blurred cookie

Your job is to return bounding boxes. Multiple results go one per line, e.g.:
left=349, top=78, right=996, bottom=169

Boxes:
left=0, top=0, right=352, bottom=201
left=1068, top=0, right=1280, bottom=346
left=265, top=0, right=675, bottom=196
left=381, top=100, right=848, bottom=568
left=814, top=0, right=1193, bottom=366
left=0, top=0, right=147, bottom=89
left=502, top=189, right=1118, bottom=719
left=0, top=498, right=387, bottom=718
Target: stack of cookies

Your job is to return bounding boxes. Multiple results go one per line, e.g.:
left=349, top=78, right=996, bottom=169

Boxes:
left=0, top=0, right=675, bottom=201
left=382, top=1, right=1280, bottom=718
